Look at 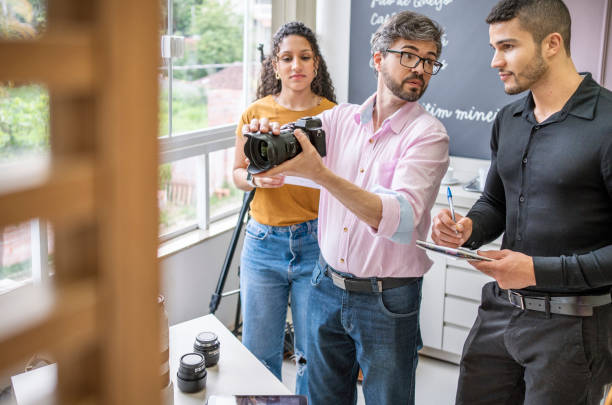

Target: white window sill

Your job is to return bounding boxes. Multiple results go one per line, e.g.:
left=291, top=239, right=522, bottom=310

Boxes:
left=158, top=213, right=240, bottom=259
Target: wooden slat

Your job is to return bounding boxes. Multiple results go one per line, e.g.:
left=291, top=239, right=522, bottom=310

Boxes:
left=0, top=29, right=94, bottom=93
left=0, top=279, right=98, bottom=370
left=0, top=157, right=95, bottom=228
left=96, top=0, right=161, bottom=403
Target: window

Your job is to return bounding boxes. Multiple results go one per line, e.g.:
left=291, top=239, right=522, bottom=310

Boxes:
left=159, top=0, right=271, bottom=239
left=0, top=1, right=53, bottom=294
left=0, top=219, right=53, bottom=294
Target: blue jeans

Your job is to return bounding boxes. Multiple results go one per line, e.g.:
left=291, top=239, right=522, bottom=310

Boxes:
left=307, top=256, right=423, bottom=405
left=240, top=217, right=319, bottom=396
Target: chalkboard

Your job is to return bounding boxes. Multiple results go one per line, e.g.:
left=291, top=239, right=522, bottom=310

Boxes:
left=348, top=0, right=521, bottom=159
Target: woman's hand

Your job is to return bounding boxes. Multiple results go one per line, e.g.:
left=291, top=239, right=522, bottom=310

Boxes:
left=244, top=158, right=285, bottom=188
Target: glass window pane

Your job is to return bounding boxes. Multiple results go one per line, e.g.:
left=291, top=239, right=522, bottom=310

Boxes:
left=0, top=0, right=47, bottom=40
left=0, top=83, right=50, bottom=164
left=209, top=147, right=241, bottom=219
left=159, top=157, right=198, bottom=236
left=245, top=0, right=272, bottom=103
left=0, top=222, right=32, bottom=294
left=159, top=0, right=169, bottom=137
left=47, top=223, right=54, bottom=276
left=159, top=69, right=170, bottom=137
left=171, top=0, right=245, bottom=133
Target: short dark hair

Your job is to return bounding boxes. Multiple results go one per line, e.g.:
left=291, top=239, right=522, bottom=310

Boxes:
left=486, top=0, right=571, bottom=55
left=371, top=11, right=444, bottom=58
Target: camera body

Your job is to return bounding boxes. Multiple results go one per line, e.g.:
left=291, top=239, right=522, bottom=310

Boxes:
left=244, top=117, right=326, bottom=174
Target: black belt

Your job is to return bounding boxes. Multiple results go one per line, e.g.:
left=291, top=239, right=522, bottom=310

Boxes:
left=503, top=289, right=611, bottom=317
left=322, top=265, right=419, bottom=293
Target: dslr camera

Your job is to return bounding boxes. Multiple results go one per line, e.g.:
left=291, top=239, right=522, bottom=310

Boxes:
left=244, top=117, right=326, bottom=174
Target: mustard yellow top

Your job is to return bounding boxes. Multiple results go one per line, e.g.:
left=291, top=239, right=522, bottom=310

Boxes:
left=236, top=95, right=336, bottom=226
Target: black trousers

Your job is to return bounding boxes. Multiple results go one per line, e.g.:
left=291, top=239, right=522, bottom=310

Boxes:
left=456, top=282, right=612, bottom=405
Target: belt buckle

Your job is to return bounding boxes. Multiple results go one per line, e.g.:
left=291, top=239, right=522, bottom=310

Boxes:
left=329, top=271, right=347, bottom=290
left=508, top=290, right=525, bottom=310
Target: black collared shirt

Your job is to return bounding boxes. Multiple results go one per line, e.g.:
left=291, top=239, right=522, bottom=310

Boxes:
left=466, top=73, right=612, bottom=295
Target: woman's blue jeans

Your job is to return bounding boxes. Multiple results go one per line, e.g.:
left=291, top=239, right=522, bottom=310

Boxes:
left=240, top=217, right=319, bottom=396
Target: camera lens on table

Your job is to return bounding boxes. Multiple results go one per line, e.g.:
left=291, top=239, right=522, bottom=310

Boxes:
left=193, top=331, right=220, bottom=367
left=176, top=352, right=207, bottom=393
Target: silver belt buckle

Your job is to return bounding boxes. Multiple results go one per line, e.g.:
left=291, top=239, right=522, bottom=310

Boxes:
left=508, top=290, right=525, bottom=310
left=329, top=271, right=347, bottom=290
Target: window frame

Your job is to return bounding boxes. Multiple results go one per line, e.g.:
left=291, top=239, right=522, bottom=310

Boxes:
left=158, top=0, right=262, bottom=241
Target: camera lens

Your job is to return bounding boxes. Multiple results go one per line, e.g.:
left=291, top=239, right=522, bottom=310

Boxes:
left=193, top=331, right=220, bottom=367
left=176, top=352, right=207, bottom=393
left=259, top=142, right=269, bottom=160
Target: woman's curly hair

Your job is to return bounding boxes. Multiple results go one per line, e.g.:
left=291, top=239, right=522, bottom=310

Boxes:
left=256, top=21, right=336, bottom=104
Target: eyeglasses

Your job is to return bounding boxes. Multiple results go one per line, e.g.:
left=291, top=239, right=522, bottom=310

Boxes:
left=385, top=49, right=443, bottom=75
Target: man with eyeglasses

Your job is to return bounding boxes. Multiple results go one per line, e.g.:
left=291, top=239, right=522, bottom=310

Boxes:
left=248, top=11, right=449, bottom=405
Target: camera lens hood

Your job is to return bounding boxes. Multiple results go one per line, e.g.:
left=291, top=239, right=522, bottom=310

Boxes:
left=177, top=352, right=207, bottom=393
left=194, top=331, right=220, bottom=367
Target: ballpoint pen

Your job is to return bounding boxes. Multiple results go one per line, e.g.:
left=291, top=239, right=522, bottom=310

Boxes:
left=447, top=186, right=458, bottom=234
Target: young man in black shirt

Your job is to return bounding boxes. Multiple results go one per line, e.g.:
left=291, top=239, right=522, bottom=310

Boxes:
left=431, top=0, right=612, bottom=404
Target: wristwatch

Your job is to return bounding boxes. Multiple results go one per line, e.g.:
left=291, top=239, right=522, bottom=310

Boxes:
left=246, top=172, right=257, bottom=188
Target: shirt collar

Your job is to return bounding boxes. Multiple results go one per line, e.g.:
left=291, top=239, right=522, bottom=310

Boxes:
left=353, top=93, right=419, bottom=134
left=511, top=72, right=599, bottom=121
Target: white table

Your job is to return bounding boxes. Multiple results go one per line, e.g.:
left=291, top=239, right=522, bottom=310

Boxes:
left=170, top=314, right=291, bottom=404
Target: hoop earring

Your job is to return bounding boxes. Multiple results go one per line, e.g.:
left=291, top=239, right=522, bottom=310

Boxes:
left=275, top=71, right=280, bottom=80
left=314, top=68, right=318, bottom=77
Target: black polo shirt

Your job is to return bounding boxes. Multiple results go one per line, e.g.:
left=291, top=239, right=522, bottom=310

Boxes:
left=465, top=73, right=612, bottom=295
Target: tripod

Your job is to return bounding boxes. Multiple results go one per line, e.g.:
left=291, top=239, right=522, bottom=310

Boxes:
left=209, top=189, right=254, bottom=336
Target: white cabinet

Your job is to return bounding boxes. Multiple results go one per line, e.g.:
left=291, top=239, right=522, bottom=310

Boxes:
left=419, top=157, right=500, bottom=364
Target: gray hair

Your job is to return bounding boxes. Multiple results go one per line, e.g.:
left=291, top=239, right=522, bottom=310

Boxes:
left=371, top=11, right=444, bottom=58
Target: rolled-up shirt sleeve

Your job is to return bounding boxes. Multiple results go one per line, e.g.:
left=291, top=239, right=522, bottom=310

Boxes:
left=368, top=127, right=449, bottom=243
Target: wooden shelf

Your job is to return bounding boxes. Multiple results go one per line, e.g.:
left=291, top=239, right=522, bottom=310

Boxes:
left=0, top=28, right=94, bottom=93
left=0, top=279, right=98, bottom=369
left=0, top=157, right=95, bottom=227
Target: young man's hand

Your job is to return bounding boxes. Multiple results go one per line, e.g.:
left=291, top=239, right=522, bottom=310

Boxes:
left=469, top=249, right=536, bottom=289
left=431, top=209, right=473, bottom=247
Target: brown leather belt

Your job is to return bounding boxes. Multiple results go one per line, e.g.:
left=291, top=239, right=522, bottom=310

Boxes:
left=504, top=289, right=611, bottom=317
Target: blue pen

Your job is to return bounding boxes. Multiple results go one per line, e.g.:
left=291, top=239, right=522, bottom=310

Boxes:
left=447, top=186, right=458, bottom=234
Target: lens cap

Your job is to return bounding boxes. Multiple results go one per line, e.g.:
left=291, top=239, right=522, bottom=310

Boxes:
left=194, top=331, right=220, bottom=367
left=177, top=352, right=207, bottom=393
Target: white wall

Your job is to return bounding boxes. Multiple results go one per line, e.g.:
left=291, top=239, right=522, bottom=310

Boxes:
left=316, top=0, right=351, bottom=103
left=160, top=229, right=243, bottom=327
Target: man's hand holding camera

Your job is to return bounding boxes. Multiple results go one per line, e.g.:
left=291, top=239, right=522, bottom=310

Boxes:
left=244, top=117, right=383, bottom=230
left=243, top=117, right=327, bottom=183
left=258, top=127, right=326, bottom=182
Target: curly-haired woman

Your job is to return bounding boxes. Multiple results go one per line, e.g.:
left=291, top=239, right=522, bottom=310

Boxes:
left=232, top=21, right=336, bottom=395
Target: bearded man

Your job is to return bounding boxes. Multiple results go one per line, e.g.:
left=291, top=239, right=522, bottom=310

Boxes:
left=247, top=10, right=449, bottom=405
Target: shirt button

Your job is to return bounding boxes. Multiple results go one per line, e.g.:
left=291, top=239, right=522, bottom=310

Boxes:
left=519, top=195, right=525, bottom=203
left=343, top=227, right=348, bottom=232
left=369, top=139, right=374, bottom=144
left=359, top=168, right=365, bottom=173
left=339, top=258, right=345, bottom=263
left=522, top=158, right=527, bottom=164
left=517, top=235, right=523, bottom=241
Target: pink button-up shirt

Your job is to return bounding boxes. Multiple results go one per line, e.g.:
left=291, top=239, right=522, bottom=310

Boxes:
left=317, top=94, right=449, bottom=278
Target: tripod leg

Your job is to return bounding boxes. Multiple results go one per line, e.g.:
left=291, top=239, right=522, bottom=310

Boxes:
left=209, top=190, right=255, bottom=315
left=233, top=278, right=242, bottom=336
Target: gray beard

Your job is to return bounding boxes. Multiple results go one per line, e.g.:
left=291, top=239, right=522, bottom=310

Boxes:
left=382, top=68, right=427, bottom=102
